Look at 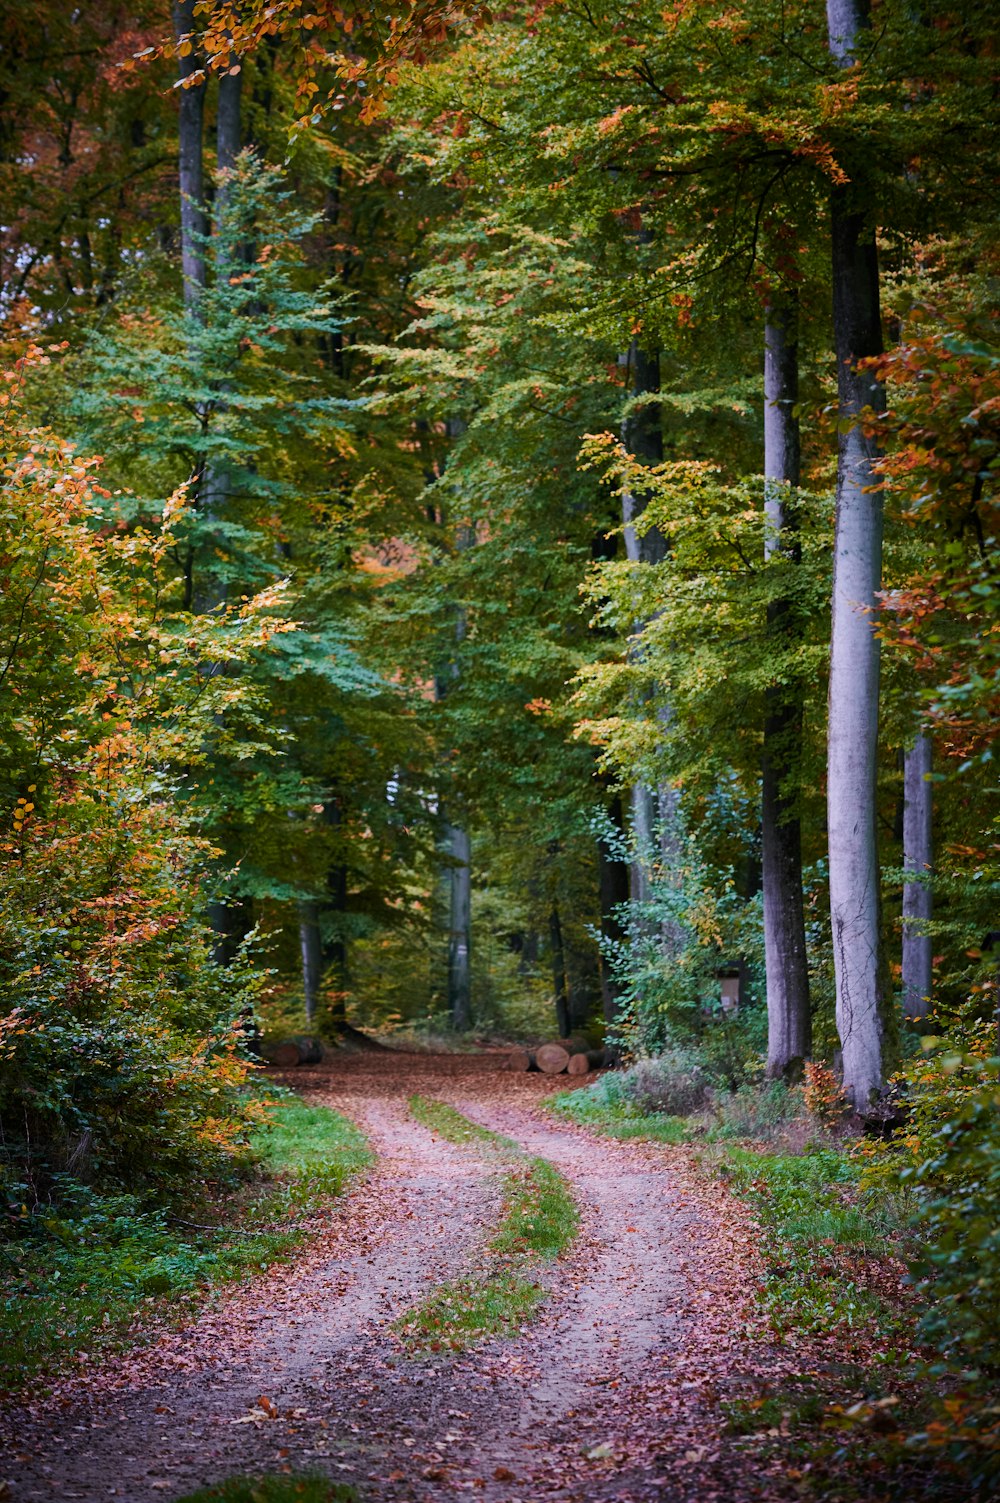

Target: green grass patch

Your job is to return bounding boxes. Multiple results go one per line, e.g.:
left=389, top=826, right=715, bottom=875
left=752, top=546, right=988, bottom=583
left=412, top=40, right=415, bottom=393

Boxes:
left=0, top=1093, right=371, bottom=1393
left=176, top=1478, right=356, bottom=1503
left=715, top=1145, right=909, bottom=1347
left=408, top=1094, right=519, bottom=1155
left=397, top=1097, right=577, bottom=1353
left=548, top=1088, right=691, bottom=1144
left=395, top=1269, right=544, bottom=1351
left=491, top=1157, right=578, bottom=1260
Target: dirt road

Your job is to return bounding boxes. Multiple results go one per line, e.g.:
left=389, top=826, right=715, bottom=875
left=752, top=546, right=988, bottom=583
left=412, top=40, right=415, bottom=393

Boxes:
left=0, top=1052, right=790, bottom=1503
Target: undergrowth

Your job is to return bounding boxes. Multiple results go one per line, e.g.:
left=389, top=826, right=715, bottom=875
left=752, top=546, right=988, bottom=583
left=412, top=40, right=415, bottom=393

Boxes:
left=549, top=1087, right=691, bottom=1143
left=0, top=1092, right=371, bottom=1393
left=714, top=1144, right=911, bottom=1353
left=396, top=1096, right=577, bottom=1353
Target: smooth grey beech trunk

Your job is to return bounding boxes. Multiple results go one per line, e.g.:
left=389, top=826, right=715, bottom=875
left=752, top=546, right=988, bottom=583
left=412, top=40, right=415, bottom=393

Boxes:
left=762, top=296, right=811, bottom=1078
left=173, top=0, right=206, bottom=311
left=299, top=901, right=323, bottom=1024
left=598, top=792, right=631, bottom=1047
left=826, top=0, right=887, bottom=1108
left=902, top=732, right=933, bottom=1019
left=441, top=502, right=474, bottom=1031
left=447, top=822, right=472, bottom=1030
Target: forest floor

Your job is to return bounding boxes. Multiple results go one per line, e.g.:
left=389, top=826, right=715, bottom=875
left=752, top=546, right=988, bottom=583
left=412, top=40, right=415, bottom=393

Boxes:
left=0, top=1052, right=960, bottom=1503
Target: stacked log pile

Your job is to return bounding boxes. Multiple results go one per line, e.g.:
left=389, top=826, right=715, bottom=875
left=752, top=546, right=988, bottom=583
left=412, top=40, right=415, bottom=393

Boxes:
left=505, top=1038, right=607, bottom=1075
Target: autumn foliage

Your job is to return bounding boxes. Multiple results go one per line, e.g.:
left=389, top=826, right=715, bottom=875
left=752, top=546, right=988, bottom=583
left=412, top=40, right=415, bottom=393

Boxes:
left=0, top=351, right=289, bottom=1201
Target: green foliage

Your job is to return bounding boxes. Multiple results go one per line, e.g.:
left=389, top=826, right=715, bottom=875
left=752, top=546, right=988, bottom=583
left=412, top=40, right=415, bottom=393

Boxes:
left=0, top=1095, right=370, bottom=1390
left=707, top=1080, right=809, bottom=1143
left=597, top=815, right=768, bottom=1079
left=0, top=376, right=295, bottom=1199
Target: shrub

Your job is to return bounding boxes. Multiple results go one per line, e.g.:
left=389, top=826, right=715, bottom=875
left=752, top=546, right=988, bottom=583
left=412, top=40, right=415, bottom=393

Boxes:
left=802, top=1061, right=848, bottom=1129
left=863, top=1022, right=1000, bottom=1479
left=707, top=1079, right=806, bottom=1142
left=620, top=1049, right=713, bottom=1116
left=0, top=369, right=291, bottom=1205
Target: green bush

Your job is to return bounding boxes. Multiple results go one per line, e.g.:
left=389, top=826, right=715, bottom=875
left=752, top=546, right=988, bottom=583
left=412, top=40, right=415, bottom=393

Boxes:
left=614, top=1049, right=712, bottom=1115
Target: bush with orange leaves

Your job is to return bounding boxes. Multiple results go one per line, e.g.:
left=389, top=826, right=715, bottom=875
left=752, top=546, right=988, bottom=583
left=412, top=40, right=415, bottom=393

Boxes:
left=0, top=358, right=295, bottom=1204
left=802, top=1060, right=847, bottom=1129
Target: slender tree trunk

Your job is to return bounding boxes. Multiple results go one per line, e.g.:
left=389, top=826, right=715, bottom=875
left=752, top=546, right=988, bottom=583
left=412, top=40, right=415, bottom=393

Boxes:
left=826, top=0, right=887, bottom=1109
left=173, top=0, right=206, bottom=311
left=621, top=338, right=675, bottom=910
left=762, top=294, right=811, bottom=1078
left=447, top=822, right=472, bottom=1029
left=216, top=68, right=242, bottom=187
left=597, top=799, right=631, bottom=1042
left=299, top=901, right=323, bottom=1025
left=321, top=796, right=349, bottom=1029
left=439, top=494, right=474, bottom=1031
left=902, top=732, right=932, bottom=1019
left=628, top=784, right=657, bottom=906
left=550, top=901, right=570, bottom=1038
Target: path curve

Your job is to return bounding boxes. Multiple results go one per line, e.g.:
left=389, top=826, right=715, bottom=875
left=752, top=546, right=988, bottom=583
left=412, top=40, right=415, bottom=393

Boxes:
left=0, top=1053, right=785, bottom=1503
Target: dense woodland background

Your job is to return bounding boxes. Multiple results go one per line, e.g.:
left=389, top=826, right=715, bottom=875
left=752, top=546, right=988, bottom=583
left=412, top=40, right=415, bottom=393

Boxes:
left=0, top=0, right=998, bottom=1482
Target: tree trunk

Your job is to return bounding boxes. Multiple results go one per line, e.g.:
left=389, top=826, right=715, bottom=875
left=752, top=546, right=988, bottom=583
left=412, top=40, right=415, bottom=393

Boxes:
left=216, top=67, right=242, bottom=186
left=321, top=797, right=349, bottom=1030
left=902, top=732, right=933, bottom=1020
left=299, top=900, right=323, bottom=1025
left=762, top=294, right=811, bottom=1079
left=447, top=821, right=472, bottom=1030
left=598, top=791, right=630, bottom=1035
left=621, top=338, right=673, bottom=910
left=549, top=900, right=570, bottom=1038
left=535, top=1041, right=571, bottom=1075
left=206, top=896, right=252, bottom=965
left=826, top=0, right=887, bottom=1109
left=172, top=0, right=206, bottom=311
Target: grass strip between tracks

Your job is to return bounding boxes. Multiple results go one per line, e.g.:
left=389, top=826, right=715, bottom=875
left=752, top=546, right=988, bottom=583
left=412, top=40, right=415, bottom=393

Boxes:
left=176, top=1477, right=357, bottom=1503
left=396, top=1096, right=577, bottom=1353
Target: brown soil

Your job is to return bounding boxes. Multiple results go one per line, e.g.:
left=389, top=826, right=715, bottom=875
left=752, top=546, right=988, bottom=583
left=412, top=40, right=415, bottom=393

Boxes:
left=0, top=1052, right=916, bottom=1503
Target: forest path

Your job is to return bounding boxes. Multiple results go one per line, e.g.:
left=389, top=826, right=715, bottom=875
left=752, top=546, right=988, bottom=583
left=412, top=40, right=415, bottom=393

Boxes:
left=1, top=1053, right=787, bottom=1503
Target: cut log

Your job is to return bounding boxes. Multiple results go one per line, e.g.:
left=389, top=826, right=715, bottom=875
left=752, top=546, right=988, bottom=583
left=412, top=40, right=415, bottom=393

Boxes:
left=535, top=1042, right=571, bottom=1075
left=554, top=1034, right=591, bottom=1054
left=263, top=1036, right=323, bottom=1068
left=264, top=1041, right=302, bottom=1068
left=567, top=1049, right=607, bottom=1076
left=505, top=1049, right=535, bottom=1072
